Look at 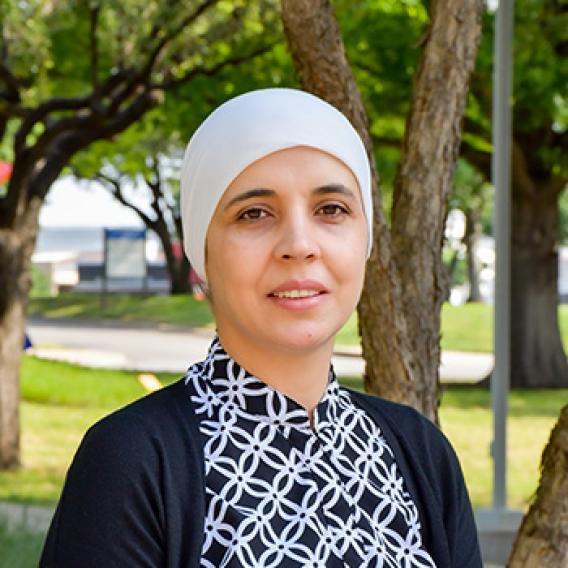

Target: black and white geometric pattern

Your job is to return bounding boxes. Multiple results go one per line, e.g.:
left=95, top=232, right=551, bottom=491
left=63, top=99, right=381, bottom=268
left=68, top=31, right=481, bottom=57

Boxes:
left=185, top=338, right=436, bottom=568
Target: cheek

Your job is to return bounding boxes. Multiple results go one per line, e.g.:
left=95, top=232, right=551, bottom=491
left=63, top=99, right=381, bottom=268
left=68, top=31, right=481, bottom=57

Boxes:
left=206, top=231, right=269, bottom=291
left=331, top=226, right=367, bottom=282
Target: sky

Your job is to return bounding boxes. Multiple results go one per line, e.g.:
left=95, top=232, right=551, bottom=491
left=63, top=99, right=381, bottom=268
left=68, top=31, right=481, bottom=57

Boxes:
left=39, top=176, right=146, bottom=228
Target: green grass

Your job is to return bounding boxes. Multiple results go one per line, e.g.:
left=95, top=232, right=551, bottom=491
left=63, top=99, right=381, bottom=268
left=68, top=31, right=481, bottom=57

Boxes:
left=439, top=387, right=567, bottom=509
left=28, top=293, right=214, bottom=329
left=21, top=356, right=180, bottom=408
left=31, top=292, right=568, bottom=352
left=335, top=302, right=495, bottom=351
left=0, top=519, right=45, bottom=568
left=2, top=356, right=566, bottom=511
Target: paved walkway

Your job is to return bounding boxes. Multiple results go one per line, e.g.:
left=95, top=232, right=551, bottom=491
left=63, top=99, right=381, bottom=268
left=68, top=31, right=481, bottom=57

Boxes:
left=27, top=317, right=494, bottom=382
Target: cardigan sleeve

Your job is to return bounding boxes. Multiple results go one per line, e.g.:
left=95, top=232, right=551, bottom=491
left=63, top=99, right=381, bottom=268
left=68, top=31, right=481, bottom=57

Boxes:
left=417, top=414, right=482, bottom=568
left=39, top=410, right=166, bottom=568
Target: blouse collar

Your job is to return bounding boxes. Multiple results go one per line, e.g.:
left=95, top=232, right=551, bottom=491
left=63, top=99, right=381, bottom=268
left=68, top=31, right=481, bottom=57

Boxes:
left=200, top=336, right=340, bottom=436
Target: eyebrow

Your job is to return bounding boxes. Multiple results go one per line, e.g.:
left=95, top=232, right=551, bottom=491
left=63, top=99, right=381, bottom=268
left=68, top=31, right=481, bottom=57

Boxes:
left=223, top=188, right=276, bottom=210
left=313, top=183, right=357, bottom=199
left=223, top=183, right=357, bottom=211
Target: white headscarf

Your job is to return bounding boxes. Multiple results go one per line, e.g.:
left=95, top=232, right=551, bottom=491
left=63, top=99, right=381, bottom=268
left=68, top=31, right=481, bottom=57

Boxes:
left=180, top=88, right=372, bottom=281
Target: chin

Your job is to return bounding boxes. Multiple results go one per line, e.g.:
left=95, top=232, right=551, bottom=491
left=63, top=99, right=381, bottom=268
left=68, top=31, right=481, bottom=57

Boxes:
left=269, top=326, right=337, bottom=353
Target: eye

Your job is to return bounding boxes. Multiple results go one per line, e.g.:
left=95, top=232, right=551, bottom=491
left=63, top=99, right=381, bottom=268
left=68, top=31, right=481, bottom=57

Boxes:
left=238, top=207, right=269, bottom=221
left=317, top=203, right=350, bottom=217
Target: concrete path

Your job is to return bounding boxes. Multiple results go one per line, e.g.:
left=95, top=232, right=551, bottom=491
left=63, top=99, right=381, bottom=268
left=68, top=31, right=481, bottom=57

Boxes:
left=27, top=317, right=493, bottom=381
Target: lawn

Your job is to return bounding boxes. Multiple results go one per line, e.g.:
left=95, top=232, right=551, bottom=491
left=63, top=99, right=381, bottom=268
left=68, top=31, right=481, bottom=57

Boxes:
left=0, top=519, right=45, bottom=568
left=29, top=292, right=568, bottom=353
left=28, top=293, right=214, bottom=329
left=1, top=355, right=565, bottom=513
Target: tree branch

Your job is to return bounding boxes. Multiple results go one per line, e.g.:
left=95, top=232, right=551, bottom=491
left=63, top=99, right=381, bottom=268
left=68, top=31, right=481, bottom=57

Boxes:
left=0, top=99, right=26, bottom=118
left=459, top=142, right=491, bottom=180
left=14, top=96, right=93, bottom=152
left=96, top=172, right=156, bottom=229
left=0, top=63, right=23, bottom=98
left=372, top=135, right=403, bottom=150
left=141, top=0, right=219, bottom=79
left=26, top=89, right=159, bottom=204
left=143, top=157, right=165, bottom=220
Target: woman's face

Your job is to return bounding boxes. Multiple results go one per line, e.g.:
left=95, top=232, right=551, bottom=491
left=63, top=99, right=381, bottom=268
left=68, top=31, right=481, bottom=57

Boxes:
left=205, top=146, right=368, bottom=355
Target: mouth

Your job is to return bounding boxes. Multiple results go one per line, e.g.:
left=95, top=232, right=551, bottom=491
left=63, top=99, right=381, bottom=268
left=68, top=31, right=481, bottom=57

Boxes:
left=269, top=289, right=325, bottom=299
left=267, top=280, right=329, bottom=305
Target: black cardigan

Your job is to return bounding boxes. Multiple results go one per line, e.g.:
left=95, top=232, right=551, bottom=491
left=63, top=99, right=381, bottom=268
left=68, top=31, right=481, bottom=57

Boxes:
left=40, top=379, right=482, bottom=567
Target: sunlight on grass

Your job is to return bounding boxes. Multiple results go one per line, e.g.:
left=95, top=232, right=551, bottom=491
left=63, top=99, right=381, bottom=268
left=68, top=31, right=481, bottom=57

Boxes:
left=440, top=387, right=568, bottom=510
left=29, top=293, right=214, bottom=329
left=21, top=356, right=180, bottom=407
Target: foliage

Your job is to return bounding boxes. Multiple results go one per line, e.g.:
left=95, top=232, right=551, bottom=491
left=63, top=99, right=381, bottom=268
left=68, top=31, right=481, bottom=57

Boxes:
left=66, top=8, right=296, bottom=251
left=463, top=0, right=568, bottom=179
left=450, top=159, right=494, bottom=234
left=559, top=189, right=568, bottom=243
left=0, top=0, right=284, bottom=222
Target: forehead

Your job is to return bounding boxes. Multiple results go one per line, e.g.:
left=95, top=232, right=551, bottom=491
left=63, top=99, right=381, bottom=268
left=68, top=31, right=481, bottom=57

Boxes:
left=219, top=146, right=361, bottom=202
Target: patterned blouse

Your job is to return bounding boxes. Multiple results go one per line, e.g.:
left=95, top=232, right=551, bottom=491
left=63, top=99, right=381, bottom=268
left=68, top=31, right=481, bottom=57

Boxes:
left=185, top=337, right=436, bottom=568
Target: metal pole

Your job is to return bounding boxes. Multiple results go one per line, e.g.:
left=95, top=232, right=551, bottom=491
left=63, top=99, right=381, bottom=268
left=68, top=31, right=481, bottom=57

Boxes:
left=491, top=0, right=514, bottom=511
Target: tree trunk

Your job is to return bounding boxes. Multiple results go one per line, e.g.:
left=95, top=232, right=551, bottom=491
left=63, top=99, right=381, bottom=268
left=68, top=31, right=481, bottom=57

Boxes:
left=508, top=404, right=568, bottom=567
left=464, top=207, right=482, bottom=302
left=281, top=0, right=483, bottom=421
left=0, top=200, right=41, bottom=468
left=389, top=0, right=484, bottom=419
left=165, top=246, right=192, bottom=295
left=510, top=175, right=568, bottom=388
left=148, top=216, right=191, bottom=295
left=281, top=0, right=420, bottom=411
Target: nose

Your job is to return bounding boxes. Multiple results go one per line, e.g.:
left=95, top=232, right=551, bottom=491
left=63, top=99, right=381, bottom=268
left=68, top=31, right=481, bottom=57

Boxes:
left=274, top=210, right=321, bottom=262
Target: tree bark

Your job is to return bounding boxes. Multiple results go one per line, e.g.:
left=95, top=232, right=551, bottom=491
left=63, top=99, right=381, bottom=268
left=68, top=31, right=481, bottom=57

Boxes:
left=282, top=0, right=483, bottom=421
left=508, top=404, right=568, bottom=567
left=511, top=175, right=568, bottom=387
left=390, top=0, right=484, bottom=418
left=154, top=220, right=191, bottom=295
left=281, top=0, right=419, bottom=411
left=0, top=199, right=41, bottom=468
left=464, top=206, right=482, bottom=302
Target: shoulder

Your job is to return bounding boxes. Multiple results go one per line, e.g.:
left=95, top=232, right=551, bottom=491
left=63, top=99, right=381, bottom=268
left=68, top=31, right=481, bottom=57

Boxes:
left=347, top=389, right=441, bottom=440
left=78, top=377, right=200, bottom=471
left=346, top=389, right=460, bottom=479
left=41, top=378, right=204, bottom=566
left=88, top=377, right=193, bottom=435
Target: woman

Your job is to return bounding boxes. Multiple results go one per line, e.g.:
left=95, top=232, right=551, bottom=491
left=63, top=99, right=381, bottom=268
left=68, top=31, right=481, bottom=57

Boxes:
left=41, top=88, right=481, bottom=567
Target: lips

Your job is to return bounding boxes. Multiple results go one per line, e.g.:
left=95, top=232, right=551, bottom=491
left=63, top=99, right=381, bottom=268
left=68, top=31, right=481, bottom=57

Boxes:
left=268, top=279, right=329, bottom=299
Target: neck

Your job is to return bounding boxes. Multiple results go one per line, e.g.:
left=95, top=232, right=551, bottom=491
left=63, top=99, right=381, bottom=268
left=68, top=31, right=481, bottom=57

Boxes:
left=217, top=332, right=334, bottom=417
